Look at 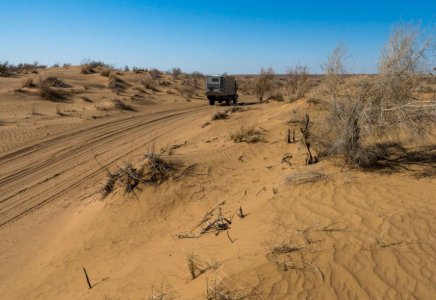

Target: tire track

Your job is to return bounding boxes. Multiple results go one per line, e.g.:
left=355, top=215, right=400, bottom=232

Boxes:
left=0, top=105, right=211, bottom=226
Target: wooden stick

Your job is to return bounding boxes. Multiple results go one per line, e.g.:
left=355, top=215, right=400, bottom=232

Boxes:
left=83, top=267, right=92, bottom=289
left=227, top=231, right=237, bottom=243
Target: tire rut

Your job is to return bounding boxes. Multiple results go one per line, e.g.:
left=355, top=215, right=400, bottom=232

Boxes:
left=0, top=105, right=211, bottom=226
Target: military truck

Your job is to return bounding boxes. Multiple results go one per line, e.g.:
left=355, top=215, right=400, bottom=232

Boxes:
left=205, top=75, right=238, bottom=106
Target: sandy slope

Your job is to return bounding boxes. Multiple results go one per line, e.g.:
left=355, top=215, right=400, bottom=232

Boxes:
left=0, top=68, right=436, bottom=300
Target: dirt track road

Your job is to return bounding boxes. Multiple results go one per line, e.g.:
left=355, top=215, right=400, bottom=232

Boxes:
left=0, top=105, right=211, bottom=226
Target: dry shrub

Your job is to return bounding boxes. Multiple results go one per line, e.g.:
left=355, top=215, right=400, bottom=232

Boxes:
left=0, top=61, right=9, bottom=76
left=111, top=99, right=135, bottom=111
left=80, top=64, right=93, bottom=74
left=185, top=250, right=219, bottom=280
left=225, top=106, right=244, bottom=113
left=211, top=110, right=228, bottom=120
left=147, top=284, right=177, bottom=300
left=286, top=170, right=328, bottom=185
left=254, top=67, right=274, bottom=102
left=316, top=21, right=436, bottom=167
left=206, top=277, right=263, bottom=300
left=150, top=68, right=161, bottom=80
left=143, top=153, right=173, bottom=184
left=108, top=76, right=127, bottom=93
left=286, top=64, right=310, bottom=101
left=176, top=80, right=195, bottom=99
left=172, top=67, right=182, bottom=78
left=101, top=162, right=143, bottom=198
left=268, top=89, right=284, bottom=101
left=22, top=77, right=35, bottom=88
left=37, top=76, right=67, bottom=101
left=229, top=127, right=261, bottom=143
left=269, top=240, right=304, bottom=255
left=141, top=74, right=157, bottom=90
left=99, top=68, right=111, bottom=77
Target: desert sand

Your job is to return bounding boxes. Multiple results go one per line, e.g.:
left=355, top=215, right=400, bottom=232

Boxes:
left=1, top=66, right=436, bottom=300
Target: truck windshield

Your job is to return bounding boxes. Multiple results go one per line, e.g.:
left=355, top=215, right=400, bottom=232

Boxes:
left=211, top=78, right=219, bottom=82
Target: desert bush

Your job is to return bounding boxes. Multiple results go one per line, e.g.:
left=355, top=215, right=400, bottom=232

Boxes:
left=124, top=65, right=130, bottom=72
left=108, top=75, right=127, bottom=93
left=22, top=77, right=35, bottom=88
left=141, top=74, right=157, bottom=90
left=41, top=75, right=67, bottom=87
left=268, top=89, right=284, bottom=101
left=176, top=83, right=195, bottom=99
left=101, top=162, right=143, bottom=198
left=132, top=66, right=146, bottom=73
left=286, top=64, right=310, bottom=100
left=111, top=99, right=135, bottom=111
left=37, top=77, right=67, bottom=101
left=63, top=63, right=71, bottom=68
left=0, top=61, right=9, bottom=76
left=172, top=67, right=182, bottom=78
left=191, top=71, right=203, bottom=79
left=230, top=126, right=261, bottom=143
left=100, top=68, right=111, bottom=77
left=211, top=110, right=228, bottom=120
left=52, top=63, right=60, bottom=68
left=286, top=170, right=329, bottom=185
left=254, top=67, right=274, bottom=102
left=6, top=62, right=46, bottom=74
left=80, top=58, right=108, bottom=74
left=316, top=20, right=436, bottom=167
left=150, top=68, right=161, bottom=80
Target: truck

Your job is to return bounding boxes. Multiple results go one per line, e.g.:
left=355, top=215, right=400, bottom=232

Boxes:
left=205, top=75, right=238, bottom=106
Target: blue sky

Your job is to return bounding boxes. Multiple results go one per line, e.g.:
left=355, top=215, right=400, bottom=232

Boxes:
left=1, top=0, right=435, bottom=74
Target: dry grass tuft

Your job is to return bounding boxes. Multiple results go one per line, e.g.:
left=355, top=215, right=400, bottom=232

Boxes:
left=147, top=284, right=177, bottom=300
left=111, top=99, right=136, bottom=111
left=185, top=250, right=219, bottom=280
left=141, top=74, right=157, bottom=90
left=36, top=76, right=68, bottom=102
left=211, top=110, right=228, bottom=121
left=108, top=76, right=127, bottom=93
left=100, top=162, right=144, bottom=198
left=286, top=170, right=328, bottom=185
left=225, top=106, right=244, bottom=113
left=99, top=68, right=111, bottom=77
left=229, top=127, right=262, bottom=143
left=22, top=77, right=35, bottom=88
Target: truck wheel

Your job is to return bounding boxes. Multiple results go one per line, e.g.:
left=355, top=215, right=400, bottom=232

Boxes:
left=233, top=95, right=239, bottom=105
left=209, top=99, right=215, bottom=106
left=226, top=98, right=231, bottom=106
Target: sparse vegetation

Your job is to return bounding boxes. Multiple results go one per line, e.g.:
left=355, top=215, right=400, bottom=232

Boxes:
left=22, top=77, right=35, bottom=88
left=254, top=67, right=274, bottom=102
left=176, top=82, right=195, bottom=100
left=108, top=75, right=127, bottom=93
left=211, top=110, right=228, bottom=120
left=100, top=68, right=111, bottom=77
left=141, top=74, right=157, bottom=90
left=316, top=20, right=436, bottom=167
left=111, top=99, right=135, bottom=111
left=172, top=67, right=182, bottom=78
left=285, top=64, right=310, bottom=101
left=229, top=126, right=262, bottom=143
left=286, top=170, right=328, bottom=185
left=36, top=76, right=68, bottom=101
left=0, top=61, right=9, bottom=76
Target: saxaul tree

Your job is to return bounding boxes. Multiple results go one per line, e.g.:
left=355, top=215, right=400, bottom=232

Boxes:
left=317, top=20, right=436, bottom=167
left=254, top=67, right=274, bottom=103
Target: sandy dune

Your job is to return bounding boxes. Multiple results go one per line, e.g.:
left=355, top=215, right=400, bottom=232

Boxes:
left=1, top=67, right=436, bottom=299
